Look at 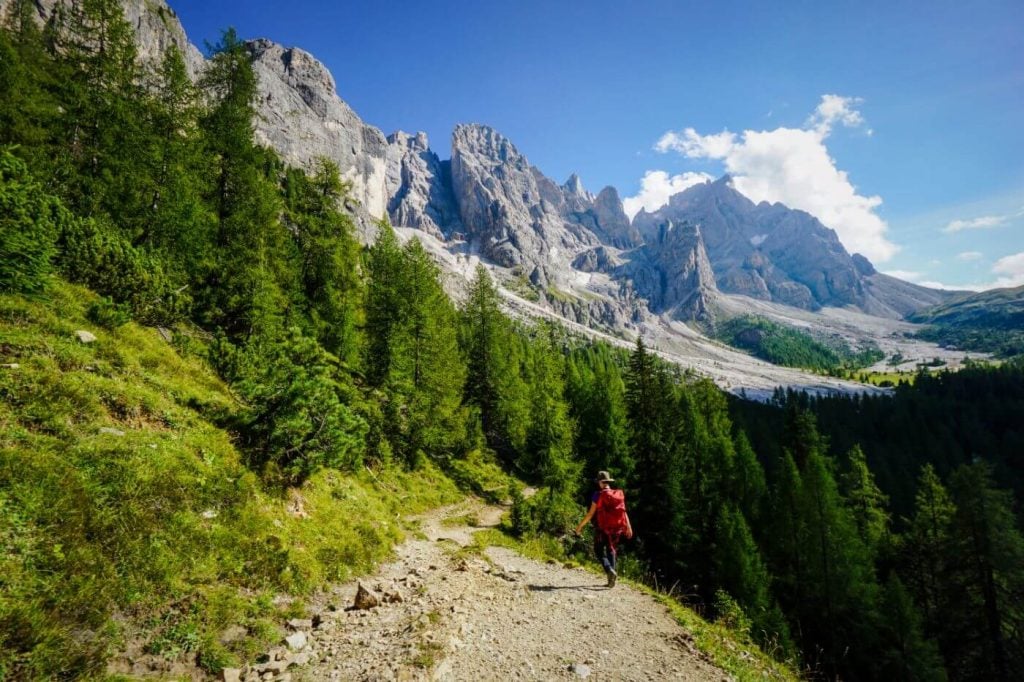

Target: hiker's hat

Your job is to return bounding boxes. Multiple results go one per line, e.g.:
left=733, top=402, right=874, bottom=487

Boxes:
left=595, top=470, right=615, bottom=483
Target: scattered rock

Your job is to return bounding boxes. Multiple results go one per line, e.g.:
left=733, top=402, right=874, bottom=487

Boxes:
left=201, top=509, right=219, bottom=519
left=98, top=427, right=126, bottom=437
left=287, top=618, right=313, bottom=630
left=156, top=327, right=173, bottom=343
left=383, top=589, right=403, bottom=604
left=569, top=662, right=592, bottom=678
left=0, top=363, right=19, bottom=369
left=75, top=329, right=97, bottom=343
left=284, top=631, right=307, bottom=651
left=221, top=668, right=242, bottom=682
left=353, top=583, right=379, bottom=610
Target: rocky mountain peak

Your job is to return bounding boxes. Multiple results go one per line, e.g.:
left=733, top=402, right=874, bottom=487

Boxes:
left=245, top=39, right=389, bottom=225
left=563, top=173, right=589, bottom=199
left=623, top=218, right=718, bottom=323
left=385, top=130, right=461, bottom=239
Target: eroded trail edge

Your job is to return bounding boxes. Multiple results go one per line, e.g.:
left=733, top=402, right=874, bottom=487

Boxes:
left=283, top=498, right=724, bottom=681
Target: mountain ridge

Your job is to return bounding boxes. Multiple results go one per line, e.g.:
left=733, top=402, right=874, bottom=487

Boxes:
left=3, top=0, right=973, bottom=393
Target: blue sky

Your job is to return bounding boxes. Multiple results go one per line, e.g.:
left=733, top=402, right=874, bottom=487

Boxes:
left=170, top=0, right=1024, bottom=290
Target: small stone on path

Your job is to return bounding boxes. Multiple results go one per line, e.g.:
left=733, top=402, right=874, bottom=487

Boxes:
left=353, top=582, right=379, bottom=610
left=75, top=329, right=97, bottom=343
left=569, top=662, right=592, bottom=678
left=285, top=631, right=307, bottom=651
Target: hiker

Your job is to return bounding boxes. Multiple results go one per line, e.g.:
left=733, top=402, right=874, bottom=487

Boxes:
left=573, top=470, right=633, bottom=587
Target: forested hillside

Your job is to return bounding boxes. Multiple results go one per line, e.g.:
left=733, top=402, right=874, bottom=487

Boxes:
left=1, top=2, right=1022, bottom=680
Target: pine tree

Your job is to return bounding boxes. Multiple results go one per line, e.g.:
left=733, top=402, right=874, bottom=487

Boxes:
left=284, top=159, right=362, bottom=363
left=50, top=0, right=148, bottom=220
left=798, top=447, right=880, bottom=679
left=902, top=464, right=956, bottom=629
left=363, top=223, right=406, bottom=387
left=0, top=0, right=60, bottom=164
left=877, top=574, right=947, bottom=682
left=392, top=238, right=467, bottom=463
left=198, top=28, right=287, bottom=337
left=841, top=444, right=890, bottom=556
left=714, top=504, right=792, bottom=654
left=565, top=346, right=632, bottom=483
left=460, top=265, right=529, bottom=460
left=732, top=430, right=768, bottom=526
left=141, top=44, right=213, bottom=275
left=945, top=462, right=1024, bottom=680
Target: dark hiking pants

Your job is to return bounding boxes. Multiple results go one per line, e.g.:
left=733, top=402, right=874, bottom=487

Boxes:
left=594, top=530, right=622, bottom=574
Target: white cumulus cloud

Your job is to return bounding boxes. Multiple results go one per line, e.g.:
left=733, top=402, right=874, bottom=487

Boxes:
left=943, top=206, right=1024, bottom=234
left=990, top=252, right=1024, bottom=289
left=630, top=94, right=900, bottom=263
left=944, top=215, right=1007, bottom=233
left=805, top=94, right=866, bottom=136
left=622, top=170, right=714, bottom=220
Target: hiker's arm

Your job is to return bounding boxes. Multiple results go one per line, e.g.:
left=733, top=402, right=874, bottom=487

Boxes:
left=574, top=502, right=598, bottom=535
left=624, top=513, right=633, bottom=539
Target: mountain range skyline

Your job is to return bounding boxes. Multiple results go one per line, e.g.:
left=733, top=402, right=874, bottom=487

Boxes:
left=167, top=0, right=1024, bottom=293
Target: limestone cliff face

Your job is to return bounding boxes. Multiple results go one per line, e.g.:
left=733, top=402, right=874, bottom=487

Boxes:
left=623, top=220, right=718, bottom=323
left=384, top=131, right=462, bottom=240
left=0, top=0, right=204, bottom=77
left=448, top=124, right=601, bottom=284
left=246, top=40, right=389, bottom=225
left=635, top=177, right=866, bottom=311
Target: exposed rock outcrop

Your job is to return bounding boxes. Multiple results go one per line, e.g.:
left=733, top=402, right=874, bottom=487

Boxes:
left=636, top=176, right=868, bottom=311
left=623, top=220, right=718, bottom=323
left=0, top=0, right=204, bottom=77
left=246, top=39, right=389, bottom=228
left=449, top=124, right=602, bottom=282
left=385, top=131, right=462, bottom=239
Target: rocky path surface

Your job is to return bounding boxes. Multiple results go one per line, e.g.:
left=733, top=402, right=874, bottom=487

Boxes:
left=280, top=497, right=724, bottom=682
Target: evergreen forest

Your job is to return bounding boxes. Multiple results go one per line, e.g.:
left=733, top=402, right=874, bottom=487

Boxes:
left=0, top=2, right=1022, bottom=679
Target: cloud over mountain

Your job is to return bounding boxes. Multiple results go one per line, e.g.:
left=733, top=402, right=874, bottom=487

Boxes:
left=627, top=95, right=900, bottom=263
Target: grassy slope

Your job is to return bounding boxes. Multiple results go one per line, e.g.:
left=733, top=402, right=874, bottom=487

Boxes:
left=0, top=281, right=463, bottom=679
left=0, top=281, right=794, bottom=680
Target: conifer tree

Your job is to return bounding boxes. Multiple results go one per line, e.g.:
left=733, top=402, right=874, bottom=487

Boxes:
left=902, top=464, right=956, bottom=628
left=714, top=504, right=792, bottom=654
left=392, top=238, right=467, bottom=462
left=798, top=447, right=880, bottom=679
left=945, top=462, right=1024, bottom=680
left=841, top=444, right=890, bottom=556
left=142, top=44, right=213, bottom=273
left=50, top=0, right=148, bottom=220
left=565, top=346, right=632, bottom=484
left=363, top=223, right=408, bottom=385
left=460, top=265, right=529, bottom=460
left=284, top=159, right=362, bottom=363
left=198, top=28, right=286, bottom=337
left=877, top=574, right=947, bottom=682
left=732, top=430, right=768, bottom=525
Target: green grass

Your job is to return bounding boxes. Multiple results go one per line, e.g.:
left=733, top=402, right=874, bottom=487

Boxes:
left=0, top=281, right=462, bottom=680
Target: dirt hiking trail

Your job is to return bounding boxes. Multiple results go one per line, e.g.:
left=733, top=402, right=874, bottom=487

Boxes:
left=287, top=497, right=725, bottom=681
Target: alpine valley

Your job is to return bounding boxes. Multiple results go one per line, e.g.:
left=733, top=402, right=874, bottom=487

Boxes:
left=3, top=0, right=987, bottom=398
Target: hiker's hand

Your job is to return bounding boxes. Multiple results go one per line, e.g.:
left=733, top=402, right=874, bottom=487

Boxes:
left=625, top=528, right=633, bottom=539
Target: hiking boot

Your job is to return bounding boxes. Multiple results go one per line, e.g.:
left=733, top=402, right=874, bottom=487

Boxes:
left=606, top=569, right=617, bottom=588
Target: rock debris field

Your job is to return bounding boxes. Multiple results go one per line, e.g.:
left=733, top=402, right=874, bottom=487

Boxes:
left=241, top=498, right=726, bottom=682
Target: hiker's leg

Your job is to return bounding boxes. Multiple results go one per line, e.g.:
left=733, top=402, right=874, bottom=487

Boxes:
left=595, top=533, right=614, bottom=574
left=607, top=533, right=619, bottom=573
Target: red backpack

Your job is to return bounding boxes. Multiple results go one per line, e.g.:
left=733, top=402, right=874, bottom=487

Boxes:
left=595, top=488, right=628, bottom=534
